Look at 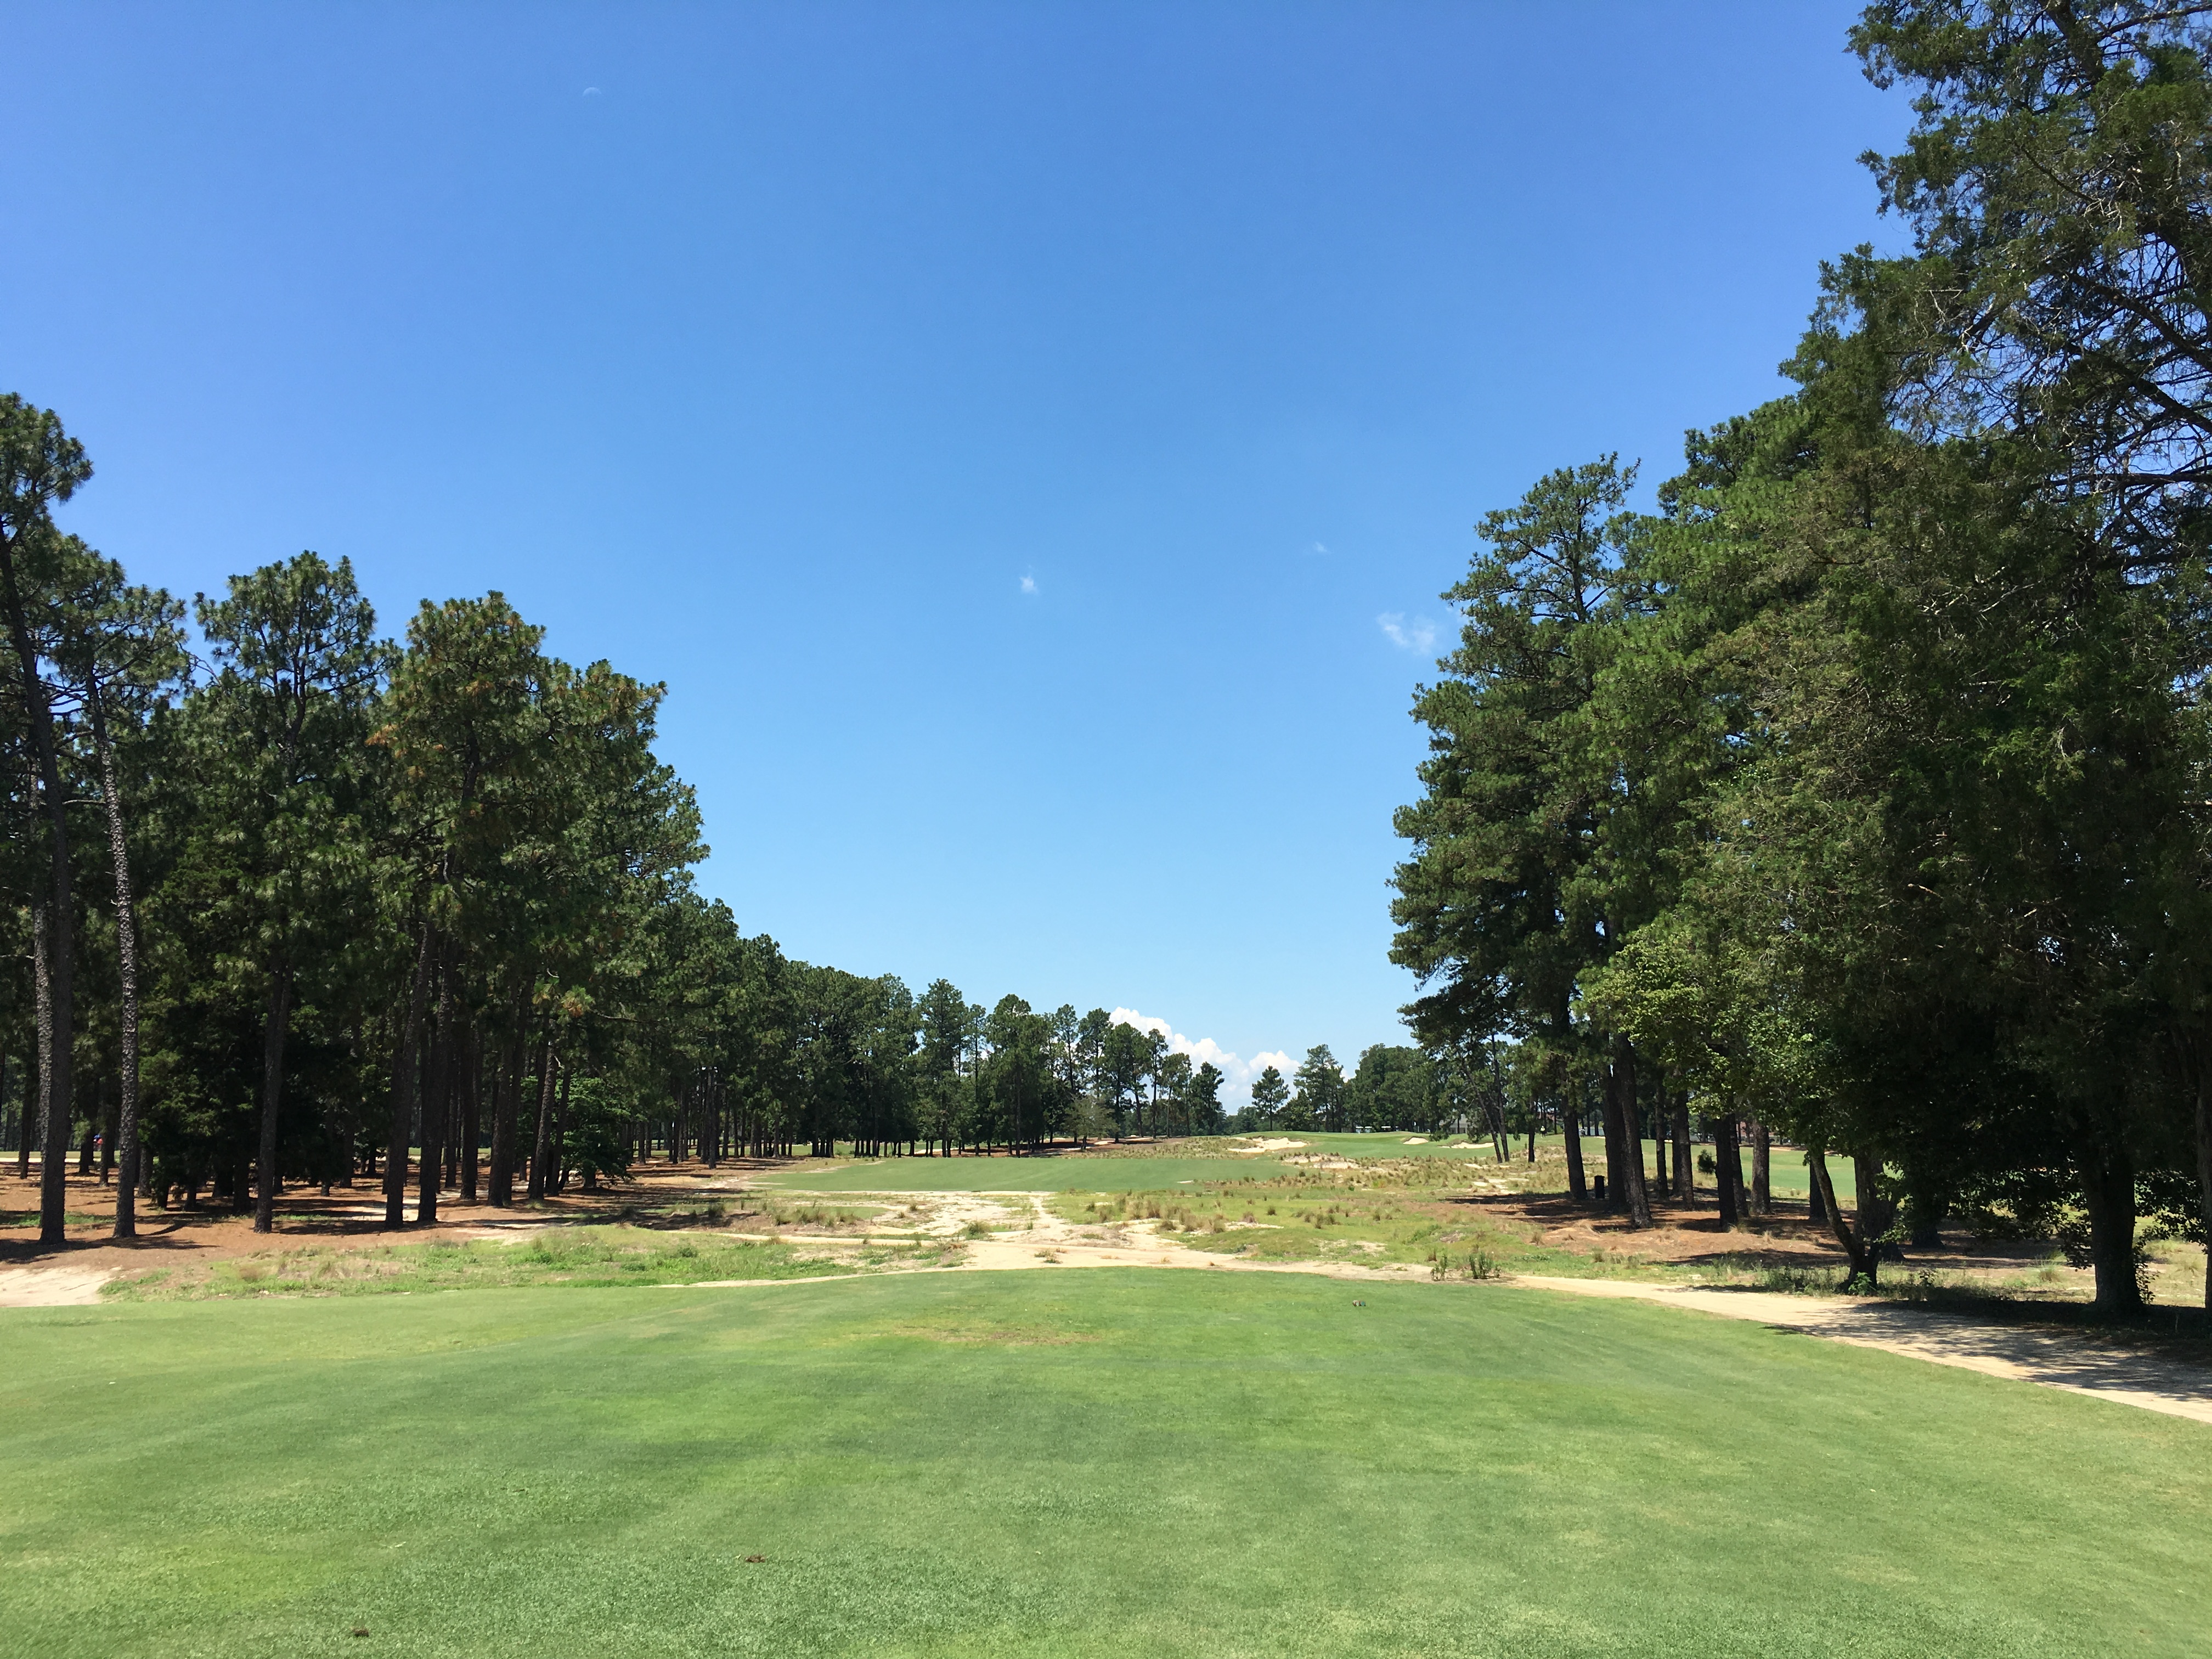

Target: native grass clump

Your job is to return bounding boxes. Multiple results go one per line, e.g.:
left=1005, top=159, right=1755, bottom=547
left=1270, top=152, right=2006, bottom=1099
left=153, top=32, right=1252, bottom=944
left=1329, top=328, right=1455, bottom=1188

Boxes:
left=1043, top=1166, right=1581, bottom=1276
left=95, top=1226, right=917, bottom=1301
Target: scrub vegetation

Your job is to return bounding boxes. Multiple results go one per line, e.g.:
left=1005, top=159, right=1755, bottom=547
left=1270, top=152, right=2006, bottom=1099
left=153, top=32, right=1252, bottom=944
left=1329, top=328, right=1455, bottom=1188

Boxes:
left=96, top=1227, right=955, bottom=1303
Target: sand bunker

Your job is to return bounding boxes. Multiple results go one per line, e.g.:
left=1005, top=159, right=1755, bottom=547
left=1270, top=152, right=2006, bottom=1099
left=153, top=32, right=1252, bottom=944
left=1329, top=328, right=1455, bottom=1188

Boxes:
left=0, top=1265, right=114, bottom=1307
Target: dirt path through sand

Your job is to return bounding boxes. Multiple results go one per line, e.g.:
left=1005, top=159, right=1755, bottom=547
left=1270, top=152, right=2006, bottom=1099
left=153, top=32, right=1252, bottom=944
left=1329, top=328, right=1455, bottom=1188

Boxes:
left=763, top=1189, right=1430, bottom=1282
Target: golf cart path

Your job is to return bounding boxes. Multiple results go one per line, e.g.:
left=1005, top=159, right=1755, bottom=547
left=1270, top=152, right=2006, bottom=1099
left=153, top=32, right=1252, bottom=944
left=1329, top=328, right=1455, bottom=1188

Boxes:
left=1508, top=1274, right=2212, bottom=1426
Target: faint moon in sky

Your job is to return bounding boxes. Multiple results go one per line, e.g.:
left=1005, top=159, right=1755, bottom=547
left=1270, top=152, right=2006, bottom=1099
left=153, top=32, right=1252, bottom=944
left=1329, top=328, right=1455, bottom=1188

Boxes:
left=583, top=87, right=601, bottom=97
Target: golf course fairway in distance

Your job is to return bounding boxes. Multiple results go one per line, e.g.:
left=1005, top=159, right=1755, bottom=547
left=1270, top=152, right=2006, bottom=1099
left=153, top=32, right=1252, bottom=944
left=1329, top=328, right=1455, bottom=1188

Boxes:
left=4, top=1269, right=2203, bottom=1658
left=759, top=1154, right=1294, bottom=1192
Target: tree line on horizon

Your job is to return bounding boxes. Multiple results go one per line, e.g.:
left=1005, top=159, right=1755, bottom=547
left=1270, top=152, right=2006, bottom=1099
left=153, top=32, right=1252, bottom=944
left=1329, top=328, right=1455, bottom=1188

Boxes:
left=0, top=437, right=1502, bottom=1246
left=1394, top=1, right=2212, bottom=1311
left=0, top=448, right=1335, bottom=1244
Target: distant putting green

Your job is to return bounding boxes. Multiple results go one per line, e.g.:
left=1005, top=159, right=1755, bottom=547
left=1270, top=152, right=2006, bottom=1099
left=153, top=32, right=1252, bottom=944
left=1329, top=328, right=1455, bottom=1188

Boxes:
left=4, top=1269, right=2204, bottom=1657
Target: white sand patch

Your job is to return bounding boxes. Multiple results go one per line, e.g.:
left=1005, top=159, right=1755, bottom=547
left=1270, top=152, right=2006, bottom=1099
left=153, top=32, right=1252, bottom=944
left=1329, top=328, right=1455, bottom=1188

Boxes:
left=0, top=1265, right=114, bottom=1307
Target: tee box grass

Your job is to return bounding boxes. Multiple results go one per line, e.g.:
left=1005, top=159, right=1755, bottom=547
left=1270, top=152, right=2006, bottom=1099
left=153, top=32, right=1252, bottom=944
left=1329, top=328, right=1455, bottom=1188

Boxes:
left=4, top=1267, right=2206, bottom=1657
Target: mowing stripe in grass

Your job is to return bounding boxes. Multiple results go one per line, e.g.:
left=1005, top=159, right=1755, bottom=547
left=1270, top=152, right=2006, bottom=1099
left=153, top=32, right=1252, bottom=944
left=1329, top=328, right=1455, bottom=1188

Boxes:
left=3, top=1268, right=2204, bottom=1657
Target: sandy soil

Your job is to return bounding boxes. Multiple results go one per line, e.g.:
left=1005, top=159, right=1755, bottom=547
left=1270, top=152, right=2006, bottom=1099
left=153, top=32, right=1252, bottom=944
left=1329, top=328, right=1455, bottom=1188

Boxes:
left=749, top=1189, right=1430, bottom=1283
left=0, top=1265, right=119, bottom=1307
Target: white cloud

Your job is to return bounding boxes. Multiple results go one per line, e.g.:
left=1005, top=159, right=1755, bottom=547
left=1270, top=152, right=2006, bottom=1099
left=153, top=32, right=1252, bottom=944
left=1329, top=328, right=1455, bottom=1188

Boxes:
left=1377, top=611, right=1437, bottom=653
left=1312, top=541, right=1330, bottom=556
left=1109, top=1009, right=1293, bottom=1109
left=1019, top=574, right=1038, bottom=596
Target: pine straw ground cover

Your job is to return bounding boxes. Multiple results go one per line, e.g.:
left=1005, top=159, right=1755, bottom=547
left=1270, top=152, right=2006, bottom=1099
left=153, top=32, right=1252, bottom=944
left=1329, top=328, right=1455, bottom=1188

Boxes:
left=95, top=1226, right=956, bottom=1302
left=5, top=1268, right=2208, bottom=1658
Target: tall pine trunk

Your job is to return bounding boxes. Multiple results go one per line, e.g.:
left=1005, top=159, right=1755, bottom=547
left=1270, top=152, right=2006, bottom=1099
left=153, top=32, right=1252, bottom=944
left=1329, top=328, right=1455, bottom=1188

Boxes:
left=88, top=682, right=147, bottom=1240
left=1751, top=1120, right=1771, bottom=1216
left=1808, top=1149, right=1874, bottom=1284
left=416, top=957, right=456, bottom=1226
left=2076, top=1138, right=2141, bottom=1312
left=489, top=1012, right=524, bottom=1206
left=2197, top=1060, right=2212, bottom=1313
left=1561, top=1092, right=1587, bottom=1200
left=1853, top=1151, right=1897, bottom=1269
left=705, top=1071, right=720, bottom=1170
left=14, top=1048, right=30, bottom=1179
left=1611, top=1037, right=1652, bottom=1227
left=551, top=1066, right=573, bottom=1193
left=1598, top=1074, right=1627, bottom=1214
left=1716, top=1114, right=1740, bottom=1228
left=3, top=537, right=74, bottom=1246
left=1671, top=1098, right=1694, bottom=1207
left=383, top=921, right=436, bottom=1226
left=528, top=1039, right=556, bottom=1201
left=460, top=1026, right=482, bottom=1202
left=29, top=894, right=69, bottom=1245
left=1553, top=1003, right=1585, bottom=1201
left=254, top=968, right=292, bottom=1232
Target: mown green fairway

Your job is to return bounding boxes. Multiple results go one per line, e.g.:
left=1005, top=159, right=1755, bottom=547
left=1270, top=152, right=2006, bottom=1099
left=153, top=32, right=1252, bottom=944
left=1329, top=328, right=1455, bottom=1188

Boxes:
left=5, top=1270, right=2204, bottom=1658
left=763, top=1154, right=1292, bottom=1192
left=760, top=1135, right=1860, bottom=1206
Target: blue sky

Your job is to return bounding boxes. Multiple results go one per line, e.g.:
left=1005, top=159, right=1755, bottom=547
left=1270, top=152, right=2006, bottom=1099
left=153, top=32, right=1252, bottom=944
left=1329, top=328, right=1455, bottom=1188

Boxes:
left=8, top=2, right=1904, bottom=1103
